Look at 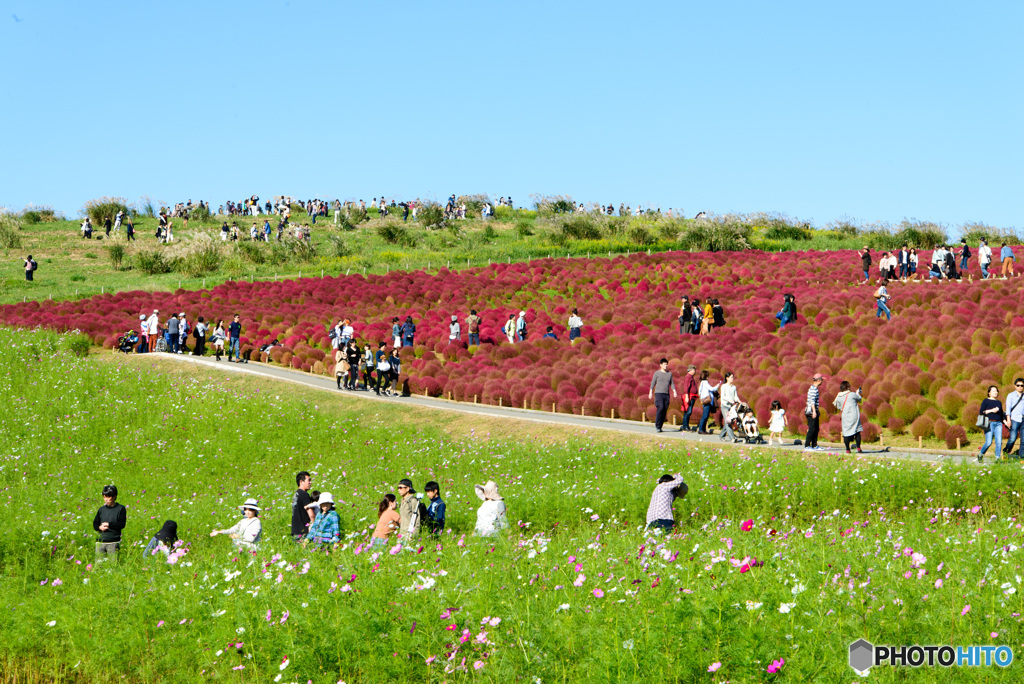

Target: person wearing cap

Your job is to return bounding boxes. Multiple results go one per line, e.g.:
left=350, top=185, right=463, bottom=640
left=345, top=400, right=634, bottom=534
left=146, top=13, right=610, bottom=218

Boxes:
left=306, top=493, right=341, bottom=546
left=804, top=373, right=825, bottom=451
left=645, top=473, right=688, bottom=532
left=449, top=314, right=461, bottom=342
left=146, top=309, right=160, bottom=353
left=210, top=499, right=262, bottom=548
left=648, top=358, right=678, bottom=433
left=396, top=479, right=422, bottom=537
left=143, top=520, right=178, bottom=557
left=679, top=365, right=700, bottom=432
left=474, top=481, right=507, bottom=537
left=137, top=314, right=149, bottom=353
left=515, top=311, right=527, bottom=342
left=93, top=484, right=127, bottom=560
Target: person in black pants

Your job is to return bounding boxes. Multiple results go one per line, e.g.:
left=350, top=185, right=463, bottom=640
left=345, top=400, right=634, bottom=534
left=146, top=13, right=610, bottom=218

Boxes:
left=374, top=343, right=390, bottom=395
left=345, top=341, right=360, bottom=390
left=803, top=373, right=824, bottom=450
left=648, top=358, right=678, bottom=433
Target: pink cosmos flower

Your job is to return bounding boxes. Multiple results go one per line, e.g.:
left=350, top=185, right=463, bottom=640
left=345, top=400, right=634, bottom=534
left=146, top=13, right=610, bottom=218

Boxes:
left=991, top=632, right=998, bottom=638
left=708, top=662, right=721, bottom=672
left=962, top=604, right=971, bottom=616
left=573, top=573, right=586, bottom=587
left=767, top=658, right=785, bottom=674
left=425, top=656, right=436, bottom=665
left=390, top=544, right=403, bottom=555
left=741, top=519, right=753, bottom=532
left=488, top=617, right=501, bottom=627
left=265, top=609, right=273, bottom=621
left=575, top=563, right=584, bottom=572
left=474, top=660, right=484, bottom=670
left=280, top=610, right=289, bottom=624
left=157, top=621, right=164, bottom=628
left=593, top=589, right=604, bottom=598
left=440, top=609, right=452, bottom=620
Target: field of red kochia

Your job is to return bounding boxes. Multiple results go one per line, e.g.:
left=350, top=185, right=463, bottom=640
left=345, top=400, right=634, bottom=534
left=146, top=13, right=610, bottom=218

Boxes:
left=3, top=249, right=1022, bottom=445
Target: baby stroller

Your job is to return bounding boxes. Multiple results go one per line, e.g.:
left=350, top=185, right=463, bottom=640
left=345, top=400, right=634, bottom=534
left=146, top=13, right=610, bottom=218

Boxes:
left=117, top=330, right=139, bottom=353
left=738, top=405, right=765, bottom=444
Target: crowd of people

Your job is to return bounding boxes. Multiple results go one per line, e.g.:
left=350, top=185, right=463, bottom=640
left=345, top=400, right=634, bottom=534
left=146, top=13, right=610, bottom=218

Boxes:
left=677, top=296, right=726, bottom=335
left=91, top=471, right=509, bottom=561
left=859, top=239, right=1017, bottom=286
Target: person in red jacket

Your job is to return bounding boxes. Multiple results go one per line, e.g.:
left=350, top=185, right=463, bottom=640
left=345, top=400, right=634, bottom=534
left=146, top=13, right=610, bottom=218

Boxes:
left=678, top=364, right=700, bottom=432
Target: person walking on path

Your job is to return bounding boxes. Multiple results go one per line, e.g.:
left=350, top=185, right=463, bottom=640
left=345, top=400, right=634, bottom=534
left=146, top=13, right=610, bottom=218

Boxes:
left=146, top=309, right=160, bottom=353
left=466, top=310, right=481, bottom=346
left=696, top=370, right=719, bottom=434
left=23, top=255, right=37, bottom=281
left=718, top=372, right=741, bottom=441
left=978, top=239, right=993, bottom=279
left=568, top=308, right=583, bottom=342
left=804, top=373, right=825, bottom=451
left=859, top=247, right=872, bottom=283
left=93, top=484, right=127, bottom=561
left=1000, top=243, right=1016, bottom=278
left=228, top=314, right=243, bottom=362
left=291, top=471, right=314, bottom=542
left=1002, top=378, right=1024, bottom=459
left=193, top=316, right=207, bottom=357
left=645, top=473, right=688, bottom=532
left=648, top=358, right=678, bottom=433
left=679, top=364, right=699, bottom=432
left=875, top=280, right=892, bottom=320
left=978, top=385, right=1006, bottom=463
left=833, top=381, right=864, bottom=453
left=166, top=313, right=180, bottom=354
left=396, top=479, right=422, bottom=537
left=345, top=340, right=361, bottom=390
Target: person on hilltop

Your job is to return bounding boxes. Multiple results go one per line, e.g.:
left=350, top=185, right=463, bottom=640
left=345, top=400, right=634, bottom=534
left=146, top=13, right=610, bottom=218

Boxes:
left=690, top=299, right=703, bottom=335
left=568, top=308, right=583, bottom=342
left=711, top=299, right=726, bottom=329
left=978, top=239, right=993, bottom=279
left=978, top=385, right=1006, bottom=463
left=648, top=358, right=678, bottom=434
left=103, top=216, right=112, bottom=238
left=645, top=473, right=688, bottom=533
left=291, top=471, right=315, bottom=541
left=125, top=214, right=135, bottom=241
left=210, top=499, right=262, bottom=548
left=396, top=479, right=422, bottom=538
left=833, top=381, right=864, bottom=454
left=898, top=244, right=910, bottom=280
left=803, top=373, right=825, bottom=451
left=114, top=209, right=123, bottom=231
left=466, top=309, right=481, bottom=346
left=908, top=248, right=919, bottom=280
left=679, top=364, right=700, bottom=432
left=957, top=239, right=971, bottom=273
left=22, top=255, right=37, bottom=281
left=93, top=484, right=127, bottom=561
left=1000, top=243, right=1016, bottom=278
left=858, top=246, right=871, bottom=284
left=474, top=481, right=507, bottom=537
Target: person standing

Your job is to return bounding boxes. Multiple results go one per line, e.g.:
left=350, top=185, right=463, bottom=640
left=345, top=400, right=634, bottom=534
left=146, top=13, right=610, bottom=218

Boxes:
left=146, top=309, right=160, bottom=352
left=568, top=308, right=583, bottom=342
left=228, top=314, right=243, bottom=362
left=291, top=471, right=315, bottom=541
left=718, top=373, right=741, bottom=440
left=166, top=313, right=180, bottom=354
left=448, top=315, right=461, bottom=343
left=114, top=210, right=123, bottom=232
left=516, top=311, right=528, bottom=342
left=648, top=358, right=678, bottom=433
left=137, top=314, right=149, bottom=353
left=958, top=239, right=971, bottom=273
left=875, top=280, right=892, bottom=320
left=678, top=365, right=700, bottom=432
left=125, top=214, right=135, bottom=241
left=1000, top=243, right=1016, bottom=278
left=678, top=297, right=690, bottom=335
left=503, top=314, right=516, bottom=343
left=898, top=244, right=910, bottom=280
left=645, top=473, right=688, bottom=532
left=1003, top=378, right=1024, bottom=459
left=804, top=373, right=825, bottom=451
left=978, top=385, right=1005, bottom=463
left=833, top=381, right=864, bottom=453
left=466, top=309, right=481, bottom=346
left=978, top=239, right=992, bottom=279
left=345, top=340, right=360, bottom=390
left=696, top=370, right=719, bottom=434
left=193, top=316, right=207, bottom=356
left=401, top=316, right=416, bottom=348
left=858, top=247, right=872, bottom=283
left=23, top=255, right=37, bottom=281
left=93, top=485, right=126, bottom=561
left=396, top=478, right=421, bottom=537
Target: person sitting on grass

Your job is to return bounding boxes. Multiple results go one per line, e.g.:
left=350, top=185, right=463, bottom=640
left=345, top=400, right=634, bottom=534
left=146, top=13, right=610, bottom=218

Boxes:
left=143, top=520, right=178, bottom=557
left=474, top=481, right=507, bottom=537
left=645, top=473, right=688, bottom=533
left=372, top=494, right=400, bottom=547
left=424, top=481, right=446, bottom=535
left=93, top=484, right=127, bottom=561
left=210, top=499, right=262, bottom=549
left=306, top=493, right=340, bottom=547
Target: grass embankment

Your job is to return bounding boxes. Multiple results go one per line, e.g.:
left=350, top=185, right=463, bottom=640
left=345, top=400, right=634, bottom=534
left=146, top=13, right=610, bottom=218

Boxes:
left=1, top=328, right=1022, bottom=683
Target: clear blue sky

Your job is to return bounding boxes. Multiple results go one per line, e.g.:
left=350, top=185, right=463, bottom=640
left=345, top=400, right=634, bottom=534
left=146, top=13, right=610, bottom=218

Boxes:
left=2, top=1, right=1021, bottom=228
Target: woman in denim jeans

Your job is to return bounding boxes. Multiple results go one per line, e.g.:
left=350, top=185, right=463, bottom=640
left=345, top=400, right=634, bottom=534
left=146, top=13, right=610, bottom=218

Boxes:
left=978, top=385, right=1005, bottom=463
left=697, top=371, right=720, bottom=434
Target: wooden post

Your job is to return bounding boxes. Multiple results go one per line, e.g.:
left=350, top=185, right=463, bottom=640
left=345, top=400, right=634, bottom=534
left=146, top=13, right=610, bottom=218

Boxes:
left=203, top=278, right=205, bottom=288
left=611, top=408, right=616, bottom=420
left=321, top=269, right=324, bottom=278
left=499, top=397, right=502, bottom=407
left=919, top=435, right=923, bottom=449
left=474, top=395, right=478, bottom=404
left=448, top=391, right=452, bottom=400
left=956, top=437, right=961, bottom=450
left=880, top=433, right=884, bottom=448
left=672, top=415, right=676, bottom=426
left=552, top=403, right=555, bottom=413
left=642, top=412, right=646, bottom=423
left=524, top=400, right=527, bottom=409
left=424, top=388, right=428, bottom=396
left=581, top=406, right=585, bottom=416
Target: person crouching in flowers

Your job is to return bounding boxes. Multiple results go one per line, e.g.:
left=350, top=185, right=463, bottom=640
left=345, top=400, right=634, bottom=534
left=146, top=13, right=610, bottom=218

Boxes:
left=306, top=492, right=340, bottom=547
left=645, top=473, right=688, bottom=533
left=474, top=481, right=507, bottom=537
left=372, top=494, right=400, bottom=547
left=144, top=520, right=178, bottom=557
left=210, top=498, right=262, bottom=548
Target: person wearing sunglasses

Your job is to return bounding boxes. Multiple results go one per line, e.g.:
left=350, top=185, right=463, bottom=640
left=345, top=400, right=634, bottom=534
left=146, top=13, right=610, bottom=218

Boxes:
left=1003, top=378, right=1024, bottom=459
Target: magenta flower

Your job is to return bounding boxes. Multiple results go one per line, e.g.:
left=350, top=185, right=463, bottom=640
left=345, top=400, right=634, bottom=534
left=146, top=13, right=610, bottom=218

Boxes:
left=741, top=519, right=753, bottom=532
left=474, top=660, right=484, bottom=670
left=279, top=610, right=289, bottom=624
left=962, top=604, right=971, bottom=616
left=593, top=588, right=604, bottom=598
left=265, top=609, right=273, bottom=621
left=157, top=621, right=164, bottom=628
left=708, top=662, right=721, bottom=672
left=767, top=658, right=785, bottom=673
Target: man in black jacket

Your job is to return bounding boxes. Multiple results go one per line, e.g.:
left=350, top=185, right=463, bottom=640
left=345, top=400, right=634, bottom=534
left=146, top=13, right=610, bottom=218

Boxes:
left=93, top=485, right=127, bottom=561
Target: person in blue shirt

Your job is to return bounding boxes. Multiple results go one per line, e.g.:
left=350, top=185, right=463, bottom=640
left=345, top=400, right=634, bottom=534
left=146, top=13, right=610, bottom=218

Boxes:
left=1000, top=243, right=1016, bottom=279
left=543, top=326, right=558, bottom=340
left=424, top=481, right=446, bottom=535
left=401, top=316, right=416, bottom=347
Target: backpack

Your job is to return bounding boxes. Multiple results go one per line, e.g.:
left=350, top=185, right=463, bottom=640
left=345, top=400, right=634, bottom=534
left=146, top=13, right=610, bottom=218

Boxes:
left=30, top=260, right=38, bottom=271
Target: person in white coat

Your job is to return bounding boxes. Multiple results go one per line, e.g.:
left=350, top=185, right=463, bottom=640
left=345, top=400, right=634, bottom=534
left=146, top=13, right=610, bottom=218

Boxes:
left=210, top=498, right=262, bottom=548
left=473, top=481, right=507, bottom=537
left=145, top=309, right=160, bottom=353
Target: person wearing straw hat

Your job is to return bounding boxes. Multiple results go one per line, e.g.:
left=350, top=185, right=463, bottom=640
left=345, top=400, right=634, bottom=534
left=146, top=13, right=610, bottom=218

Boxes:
left=210, top=499, right=262, bottom=548
left=473, top=481, right=507, bottom=537
left=515, top=311, right=528, bottom=342
left=306, top=492, right=341, bottom=546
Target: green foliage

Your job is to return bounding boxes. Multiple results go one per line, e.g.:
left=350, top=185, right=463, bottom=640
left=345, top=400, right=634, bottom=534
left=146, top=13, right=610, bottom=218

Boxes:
left=559, top=216, right=601, bottom=241
left=136, top=196, right=158, bottom=218
left=82, top=197, right=129, bottom=226
left=377, top=223, right=415, bottom=247
left=234, top=240, right=266, bottom=265
left=0, top=213, right=22, bottom=248
left=285, top=238, right=318, bottom=263
left=678, top=221, right=752, bottom=252
left=628, top=225, right=656, bottom=246
left=65, top=334, right=91, bottom=357
left=134, top=250, right=172, bottom=275
left=105, top=243, right=126, bottom=271
left=959, top=222, right=1021, bottom=246
left=189, top=203, right=212, bottom=223
left=69, top=274, right=85, bottom=282
left=515, top=219, right=534, bottom=237
left=326, top=234, right=352, bottom=258
left=289, top=203, right=307, bottom=215
left=178, top=244, right=222, bottom=277
left=416, top=203, right=445, bottom=230
left=20, top=206, right=60, bottom=224
left=532, top=194, right=576, bottom=215
left=482, top=224, right=497, bottom=241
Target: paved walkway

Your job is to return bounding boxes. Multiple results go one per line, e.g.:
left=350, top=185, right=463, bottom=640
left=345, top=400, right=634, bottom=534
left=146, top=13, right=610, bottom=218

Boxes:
left=144, top=353, right=988, bottom=466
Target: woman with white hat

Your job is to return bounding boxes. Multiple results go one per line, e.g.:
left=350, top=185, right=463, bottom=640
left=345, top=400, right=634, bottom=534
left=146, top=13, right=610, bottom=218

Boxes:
left=210, top=499, right=262, bottom=548
left=473, top=481, right=507, bottom=537
left=306, top=493, right=341, bottom=546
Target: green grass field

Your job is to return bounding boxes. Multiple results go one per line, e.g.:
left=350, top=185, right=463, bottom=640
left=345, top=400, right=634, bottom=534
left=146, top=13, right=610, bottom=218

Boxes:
left=1, top=328, right=1022, bottom=683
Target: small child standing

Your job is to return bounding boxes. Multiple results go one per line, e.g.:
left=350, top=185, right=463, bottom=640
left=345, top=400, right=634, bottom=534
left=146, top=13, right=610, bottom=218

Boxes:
left=424, top=481, right=446, bottom=535
left=768, top=400, right=787, bottom=445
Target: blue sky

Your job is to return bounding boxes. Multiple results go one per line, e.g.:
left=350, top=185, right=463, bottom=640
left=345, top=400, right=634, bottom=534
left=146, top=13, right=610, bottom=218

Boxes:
left=2, top=1, right=1021, bottom=228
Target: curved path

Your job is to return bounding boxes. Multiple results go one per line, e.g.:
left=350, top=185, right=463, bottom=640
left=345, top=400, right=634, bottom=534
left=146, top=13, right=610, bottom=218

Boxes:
left=145, top=353, right=988, bottom=466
